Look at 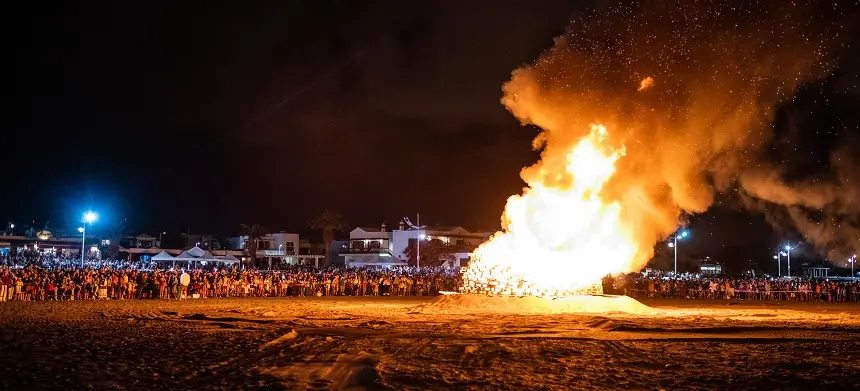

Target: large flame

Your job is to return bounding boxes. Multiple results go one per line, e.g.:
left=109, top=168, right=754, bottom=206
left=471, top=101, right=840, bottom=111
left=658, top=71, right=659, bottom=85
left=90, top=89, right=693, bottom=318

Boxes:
left=470, top=124, right=637, bottom=292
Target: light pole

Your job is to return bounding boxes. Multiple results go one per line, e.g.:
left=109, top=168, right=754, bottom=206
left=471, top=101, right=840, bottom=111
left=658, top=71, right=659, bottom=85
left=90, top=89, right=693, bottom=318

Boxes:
left=159, top=231, right=166, bottom=247
left=416, top=213, right=422, bottom=268
left=667, top=230, right=689, bottom=275
left=774, top=251, right=787, bottom=277
left=784, top=243, right=800, bottom=277
left=278, top=244, right=284, bottom=269
left=8, top=223, right=13, bottom=236
left=80, top=211, right=97, bottom=268
left=773, top=254, right=779, bottom=277
left=850, top=254, right=856, bottom=278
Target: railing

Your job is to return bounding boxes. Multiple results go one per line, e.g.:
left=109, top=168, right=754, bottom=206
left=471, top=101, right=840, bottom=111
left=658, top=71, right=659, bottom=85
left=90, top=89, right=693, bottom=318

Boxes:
left=342, top=248, right=392, bottom=254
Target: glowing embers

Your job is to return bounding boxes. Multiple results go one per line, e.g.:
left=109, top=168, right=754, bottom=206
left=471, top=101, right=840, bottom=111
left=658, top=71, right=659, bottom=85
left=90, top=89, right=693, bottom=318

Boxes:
left=460, top=262, right=603, bottom=297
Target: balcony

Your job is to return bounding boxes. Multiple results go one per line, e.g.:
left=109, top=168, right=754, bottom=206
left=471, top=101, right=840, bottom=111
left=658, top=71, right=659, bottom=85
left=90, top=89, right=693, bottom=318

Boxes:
left=342, top=247, right=393, bottom=255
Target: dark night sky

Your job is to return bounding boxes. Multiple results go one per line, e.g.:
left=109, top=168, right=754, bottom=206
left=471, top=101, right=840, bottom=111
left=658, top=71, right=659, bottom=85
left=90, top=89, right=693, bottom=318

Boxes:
left=3, top=1, right=859, bottom=272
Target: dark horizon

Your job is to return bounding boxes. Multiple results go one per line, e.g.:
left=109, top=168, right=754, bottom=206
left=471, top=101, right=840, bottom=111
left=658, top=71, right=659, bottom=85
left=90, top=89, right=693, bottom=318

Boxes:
left=4, top=0, right=860, bottom=272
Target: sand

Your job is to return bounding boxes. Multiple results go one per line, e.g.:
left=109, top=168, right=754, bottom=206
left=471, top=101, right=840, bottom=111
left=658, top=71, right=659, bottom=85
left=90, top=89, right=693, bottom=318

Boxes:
left=413, top=294, right=659, bottom=315
left=1, top=296, right=859, bottom=390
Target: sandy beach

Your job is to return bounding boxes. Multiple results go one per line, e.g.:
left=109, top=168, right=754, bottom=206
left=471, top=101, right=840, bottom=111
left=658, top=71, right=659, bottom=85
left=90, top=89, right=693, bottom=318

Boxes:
left=1, top=296, right=859, bottom=390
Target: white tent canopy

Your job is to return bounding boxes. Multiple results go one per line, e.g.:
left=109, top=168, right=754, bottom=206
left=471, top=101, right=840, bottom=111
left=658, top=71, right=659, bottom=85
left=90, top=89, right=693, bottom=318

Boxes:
left=197, top=251, right=217, bottom=261
left=187, top=246, right=206, bottom=258
left=171, top=248, right=241, bottom=267
left=151, top=251, right=175, bottom=261
left=216, top=254, right=240, bottom=264
left=173, top=251, right=197, bottom=262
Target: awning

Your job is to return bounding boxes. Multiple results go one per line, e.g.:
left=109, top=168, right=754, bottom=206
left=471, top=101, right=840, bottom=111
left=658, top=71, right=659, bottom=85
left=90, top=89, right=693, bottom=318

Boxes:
left=173, top=251, right=197, bottom=262
left=151, top=250, right=175, bottom=261
left=187, top=246, right=206, bottom=257
left=216, top=254, right=240, bottom=264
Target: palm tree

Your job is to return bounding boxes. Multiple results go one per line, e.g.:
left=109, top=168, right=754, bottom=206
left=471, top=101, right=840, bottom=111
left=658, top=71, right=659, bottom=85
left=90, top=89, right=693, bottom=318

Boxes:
left=240, top=223, right=267, bottom=267
left=308, top=208, right=347, bottom=261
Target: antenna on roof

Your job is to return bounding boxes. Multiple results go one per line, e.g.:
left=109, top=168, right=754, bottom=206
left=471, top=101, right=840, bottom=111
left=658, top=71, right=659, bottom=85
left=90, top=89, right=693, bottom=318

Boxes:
left=402, top=216, right=425, bottom=230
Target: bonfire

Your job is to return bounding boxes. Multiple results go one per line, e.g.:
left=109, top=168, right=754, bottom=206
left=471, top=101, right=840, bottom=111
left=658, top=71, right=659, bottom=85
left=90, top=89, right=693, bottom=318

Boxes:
left=462, top=125, right=634, bottom=298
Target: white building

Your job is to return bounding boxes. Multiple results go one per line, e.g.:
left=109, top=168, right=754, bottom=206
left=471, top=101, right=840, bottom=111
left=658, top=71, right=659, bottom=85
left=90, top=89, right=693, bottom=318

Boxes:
left=341, top=220, right=492, bottom=268
left=227, top=232, right=299, bottom=254
left=225, top=232, right=325, bottom=268
left=699, top=264, right=722, bottom=275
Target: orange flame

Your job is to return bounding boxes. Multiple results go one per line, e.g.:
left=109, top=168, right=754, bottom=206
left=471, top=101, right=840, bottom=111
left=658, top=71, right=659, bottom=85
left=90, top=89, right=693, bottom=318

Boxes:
left=637, top=76, right=654, bottom=91
left=469, top=124, right=639, bottom=293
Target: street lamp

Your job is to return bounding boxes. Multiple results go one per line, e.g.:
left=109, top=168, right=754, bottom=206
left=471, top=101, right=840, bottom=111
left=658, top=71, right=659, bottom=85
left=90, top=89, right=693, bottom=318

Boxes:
left=159, top=231, right=166, bottom=247
left=415, top=213, right=425, bottom=268
left=850, top=254, right=857, bottom=278
left=774, top=251, right=787, bottom=277
left=80, top=211, right=97, bottom=268
left=783, top=243, right=800, bottom=277
left=668, top=230, right=689, bottom=275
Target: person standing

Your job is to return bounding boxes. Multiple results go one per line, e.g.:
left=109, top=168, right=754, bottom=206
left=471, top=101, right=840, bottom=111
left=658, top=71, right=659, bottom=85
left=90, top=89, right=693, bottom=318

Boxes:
left=180, top=270, right=190, bottom=300
left=0, top=270, right=9, bottom=302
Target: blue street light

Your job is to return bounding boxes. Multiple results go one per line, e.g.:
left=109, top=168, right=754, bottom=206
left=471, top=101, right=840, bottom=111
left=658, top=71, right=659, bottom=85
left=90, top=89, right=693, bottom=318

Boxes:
left=80, top=211, right=98, bottom=268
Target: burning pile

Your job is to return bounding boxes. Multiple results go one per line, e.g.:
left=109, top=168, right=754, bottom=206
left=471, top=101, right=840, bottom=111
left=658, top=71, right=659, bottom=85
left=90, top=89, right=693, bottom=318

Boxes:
left=459, top=268, right=603, bottom=297
left=462, top=125, right=629, bottom=297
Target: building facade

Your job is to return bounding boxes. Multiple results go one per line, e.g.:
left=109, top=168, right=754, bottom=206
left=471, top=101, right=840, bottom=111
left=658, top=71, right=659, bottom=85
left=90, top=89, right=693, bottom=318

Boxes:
left=341, top=220, right=492, bottom=268
left=121, top=234, right=161, bottom=249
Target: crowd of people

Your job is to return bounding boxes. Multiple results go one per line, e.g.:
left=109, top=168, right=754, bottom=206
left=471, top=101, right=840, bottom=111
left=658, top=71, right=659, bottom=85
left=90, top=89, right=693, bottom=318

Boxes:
left=616, top=274, right=860, bottom=303
left=0, top=254, right=462, bottom=302
left=3, top=253, right=860, bottom=303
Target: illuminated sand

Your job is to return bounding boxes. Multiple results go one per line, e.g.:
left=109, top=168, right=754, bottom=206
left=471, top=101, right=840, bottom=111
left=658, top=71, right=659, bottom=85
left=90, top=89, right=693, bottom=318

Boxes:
left=2, top=297, right=860, bottom=389
left=415, top=294, right=657, bottom=315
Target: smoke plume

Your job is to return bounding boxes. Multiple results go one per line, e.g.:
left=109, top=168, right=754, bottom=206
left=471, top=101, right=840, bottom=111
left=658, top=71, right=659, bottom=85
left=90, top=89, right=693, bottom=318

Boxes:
left=500, top=0, right=857, bottom=267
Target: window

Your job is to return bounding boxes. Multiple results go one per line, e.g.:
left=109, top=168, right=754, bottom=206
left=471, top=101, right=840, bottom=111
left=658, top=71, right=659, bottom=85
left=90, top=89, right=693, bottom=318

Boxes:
left=285, top=242, right=295, bottom=255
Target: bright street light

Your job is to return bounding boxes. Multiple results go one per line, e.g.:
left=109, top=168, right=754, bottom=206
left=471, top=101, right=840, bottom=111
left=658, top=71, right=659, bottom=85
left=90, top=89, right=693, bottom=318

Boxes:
left=783, top=243, right=800, bottom=277
left=80, top=211, right=98, bottom=268
left=850, top=254, right=857, bottom=278
left=83, top=211, right=97, bottom=223
left=775, top=251, right=788, bottom=277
